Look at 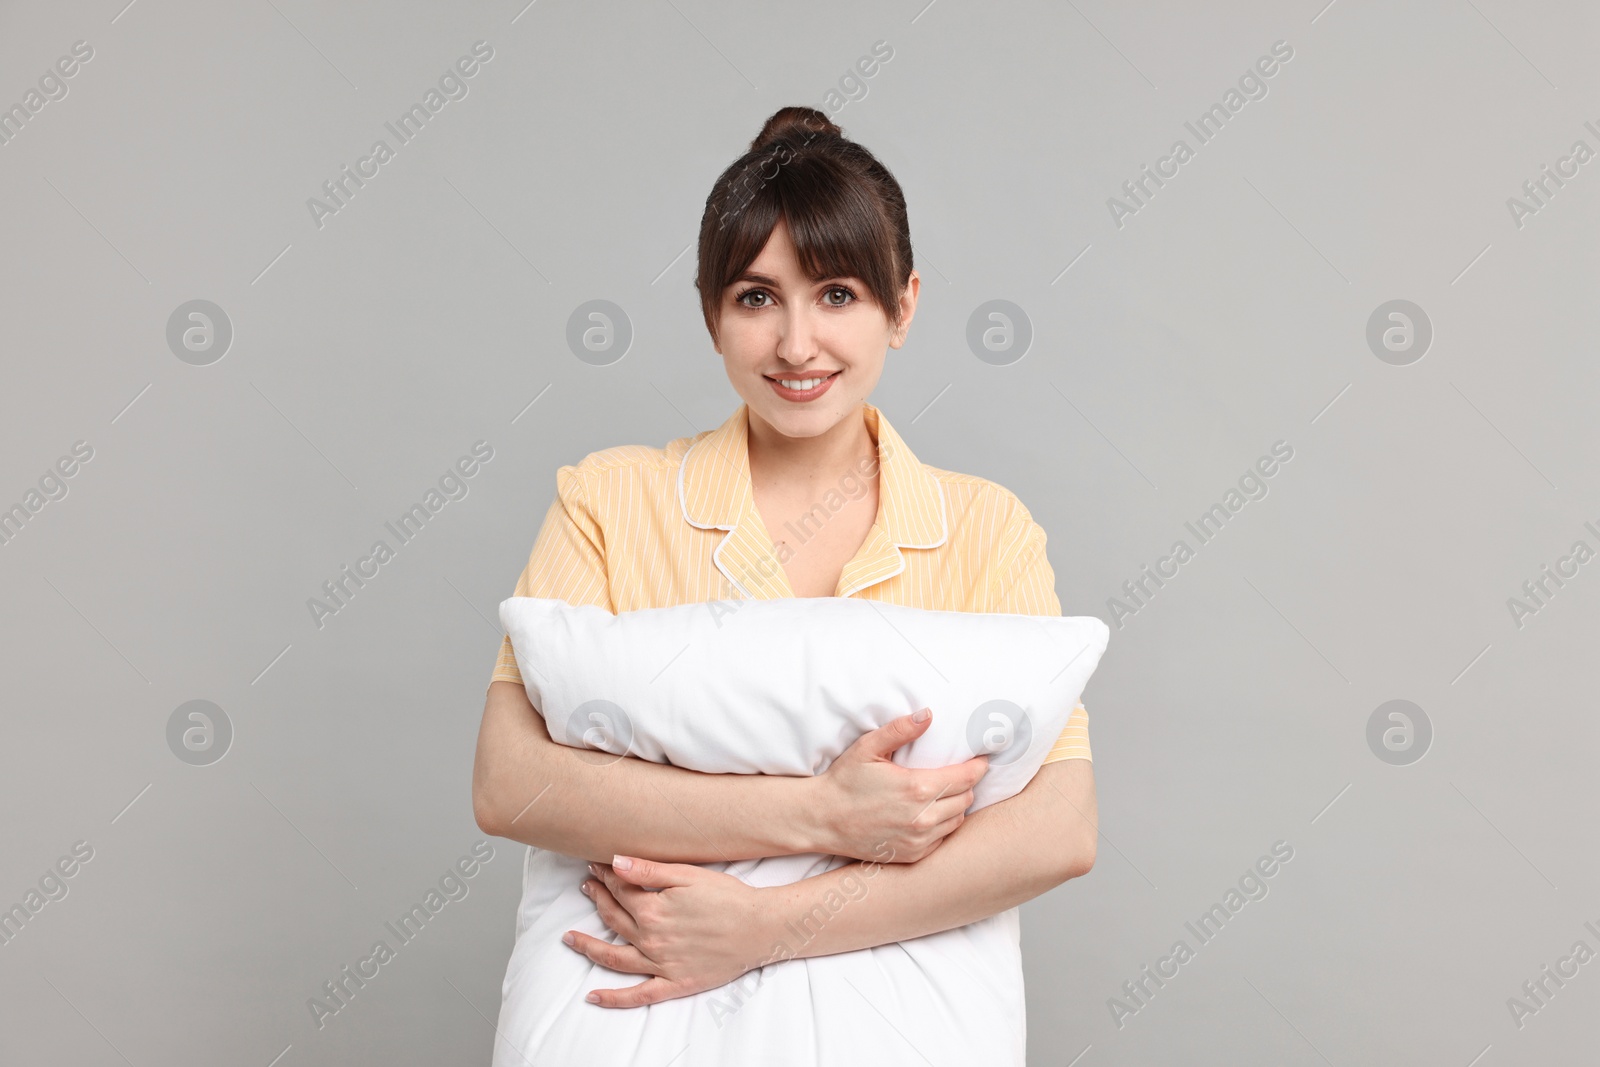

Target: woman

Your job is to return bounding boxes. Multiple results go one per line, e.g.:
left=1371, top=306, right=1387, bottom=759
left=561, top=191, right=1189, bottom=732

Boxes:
left=472, top=105, right=1097, bottom=1041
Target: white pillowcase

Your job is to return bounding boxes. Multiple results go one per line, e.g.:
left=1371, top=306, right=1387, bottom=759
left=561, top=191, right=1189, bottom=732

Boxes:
left=492, top=594, right=1109, bottom=1066
left=501, top=595, right=1108, bottom=808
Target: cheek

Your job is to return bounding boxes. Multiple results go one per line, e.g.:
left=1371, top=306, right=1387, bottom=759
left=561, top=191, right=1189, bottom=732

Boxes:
left=833, top=315, right=890, bottom=366
left=717, top=321, right=765, bottom=365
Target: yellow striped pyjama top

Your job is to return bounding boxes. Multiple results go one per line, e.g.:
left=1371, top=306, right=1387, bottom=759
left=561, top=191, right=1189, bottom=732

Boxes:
left=490, top=401, right=1092, bottom=764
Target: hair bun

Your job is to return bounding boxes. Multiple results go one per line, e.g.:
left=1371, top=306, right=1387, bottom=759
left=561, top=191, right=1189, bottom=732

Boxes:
left=749, top=106, right=842, bottom=152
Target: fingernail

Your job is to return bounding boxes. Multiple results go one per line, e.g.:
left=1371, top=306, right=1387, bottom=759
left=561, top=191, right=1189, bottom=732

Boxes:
left=562, top=932, right=575, bottom=946
left=587, top=862, right=599, bottom=875
left=580, top=882, right=592, bottom=896
left=912, top=708, right=930, bottom=723
left=612, top=855, right=633, bottom=871
left=586, top=992, right=601, bottom=1004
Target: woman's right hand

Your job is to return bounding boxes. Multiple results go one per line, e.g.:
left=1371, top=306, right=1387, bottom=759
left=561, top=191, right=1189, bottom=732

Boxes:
left=811, top=708, right=988, bottom=864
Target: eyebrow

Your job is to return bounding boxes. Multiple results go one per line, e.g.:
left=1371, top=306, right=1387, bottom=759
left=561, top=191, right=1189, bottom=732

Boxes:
left=732, top=271, right=854, bottom=288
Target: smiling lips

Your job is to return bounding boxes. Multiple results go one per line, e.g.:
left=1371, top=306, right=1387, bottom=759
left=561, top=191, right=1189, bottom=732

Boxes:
left=766, top=370, right=840, bottom=402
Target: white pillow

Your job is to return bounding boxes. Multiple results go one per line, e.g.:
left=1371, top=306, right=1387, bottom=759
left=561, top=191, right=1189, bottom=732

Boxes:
left=489, top=594, right=1110, bottom=1066
left=500, top=595, right=1108, bottom=812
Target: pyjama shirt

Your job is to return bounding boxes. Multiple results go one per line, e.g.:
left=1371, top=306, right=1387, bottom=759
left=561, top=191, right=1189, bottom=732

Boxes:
left=489, top=401, right=1092, bottom=764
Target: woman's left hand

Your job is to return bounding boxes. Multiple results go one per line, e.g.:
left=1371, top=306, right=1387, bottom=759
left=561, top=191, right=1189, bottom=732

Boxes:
left=564, top=856, right=774, bottom=1008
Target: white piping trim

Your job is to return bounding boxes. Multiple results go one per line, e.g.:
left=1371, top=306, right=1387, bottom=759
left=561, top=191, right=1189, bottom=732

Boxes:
left=837, top=479, right=950, bottom=597
left=675, top=433, right=725, bottom=532
left=894, top=475, right=949, bottom=550
left=676, top=434, right=754, bottom=599
left=675, top=415, right=951, bottom=600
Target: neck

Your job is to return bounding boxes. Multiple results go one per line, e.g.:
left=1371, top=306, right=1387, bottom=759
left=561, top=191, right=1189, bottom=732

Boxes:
left=746, top=403, right=876, bottom=487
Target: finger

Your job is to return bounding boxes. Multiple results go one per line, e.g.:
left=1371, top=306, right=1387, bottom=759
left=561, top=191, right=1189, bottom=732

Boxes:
left=919, top=791, right=974, bottom=825
left=608, top=855, right=698, bottom=890
left=927, top=811, right=966, bottom=841
left=956, top=754, right=990, bottom=784
left=922, top=757, right=987, bottom=795
left=907, top=761, right=984, bottom=806
left=911, top=770, right=977, bottom=816
left=584, top=879, right=642, bottom=943
left=585, top=975, right=683, bottom=1009
left=855, top=709, right=933, bottom=759
left=563, top=929, right=661, bottom=978
left=590, top=863, right=655, bottom=909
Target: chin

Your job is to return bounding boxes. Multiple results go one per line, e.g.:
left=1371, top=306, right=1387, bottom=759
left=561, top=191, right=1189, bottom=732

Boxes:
left=758, top=410, right=830, bottom=438
left=750, top=400, right=851, bottom=439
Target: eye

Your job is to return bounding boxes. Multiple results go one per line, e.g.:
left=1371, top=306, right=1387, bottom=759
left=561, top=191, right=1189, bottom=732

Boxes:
left=734, top=286, right=771, bottom=309
left=822, top=285, right=859, bottom=307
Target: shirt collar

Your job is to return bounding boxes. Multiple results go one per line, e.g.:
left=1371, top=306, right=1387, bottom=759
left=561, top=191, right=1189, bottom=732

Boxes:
left=677, top=402, right=948, bottom=598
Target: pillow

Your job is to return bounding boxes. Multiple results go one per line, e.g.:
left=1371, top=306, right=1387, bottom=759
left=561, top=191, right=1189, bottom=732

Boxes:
left=499, top=594, right=1109, bottom=812
left=489, top=594, right=1109, bottom=1066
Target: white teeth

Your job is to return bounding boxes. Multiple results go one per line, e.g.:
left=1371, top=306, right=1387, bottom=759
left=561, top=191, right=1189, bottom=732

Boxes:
left=777, top=375, right=829, bottom=390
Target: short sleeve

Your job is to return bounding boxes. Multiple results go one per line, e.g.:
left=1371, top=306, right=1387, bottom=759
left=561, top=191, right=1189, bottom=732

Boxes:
left=1042, top=704, right=1092, bottom=764
left=488, top=466, right=612, bottom=689
left=990, top=508, right=1092, bottom=765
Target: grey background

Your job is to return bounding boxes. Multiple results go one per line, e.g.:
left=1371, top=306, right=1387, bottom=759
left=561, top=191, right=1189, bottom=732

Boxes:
left=1, top=0, right=1596, bottom=1064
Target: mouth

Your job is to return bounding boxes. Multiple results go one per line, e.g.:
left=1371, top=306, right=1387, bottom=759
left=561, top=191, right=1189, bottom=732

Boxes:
left=765, top=370, right=841, bottom=403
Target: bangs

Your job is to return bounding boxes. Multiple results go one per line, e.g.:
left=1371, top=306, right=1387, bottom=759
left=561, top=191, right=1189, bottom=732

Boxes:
left=714, top=155, right=893, bottom=291
left=697, top=133, right=910, bottom=342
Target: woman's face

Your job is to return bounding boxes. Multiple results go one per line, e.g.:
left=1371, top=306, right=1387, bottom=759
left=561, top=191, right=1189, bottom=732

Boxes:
left=714, top=217, right=918, bottom=442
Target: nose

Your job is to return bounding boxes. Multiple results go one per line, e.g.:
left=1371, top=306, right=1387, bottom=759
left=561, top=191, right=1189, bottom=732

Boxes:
left=775, top=304, right=820, bottom=366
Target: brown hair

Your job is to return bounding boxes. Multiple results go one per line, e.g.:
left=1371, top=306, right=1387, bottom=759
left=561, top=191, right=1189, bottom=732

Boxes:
left=695, top=106, right=914, bottom=345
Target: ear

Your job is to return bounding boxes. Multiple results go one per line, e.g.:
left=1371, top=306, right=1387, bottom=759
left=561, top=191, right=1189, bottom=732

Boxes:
left=889, top=271, right=919, bottom=349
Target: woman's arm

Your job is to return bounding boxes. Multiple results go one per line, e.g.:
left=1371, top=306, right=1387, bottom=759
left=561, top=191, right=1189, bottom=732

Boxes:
left=571, top=756, right=1097, bottom=1006
left=760, top=756, right=1097, bottom=958
left=747, top=511, right=1101, bottom=951
left=472, top=679, right=984, bottom=865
